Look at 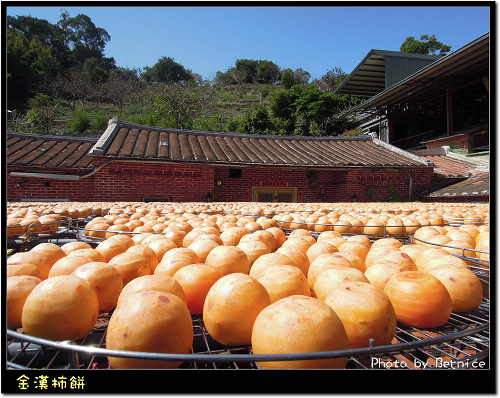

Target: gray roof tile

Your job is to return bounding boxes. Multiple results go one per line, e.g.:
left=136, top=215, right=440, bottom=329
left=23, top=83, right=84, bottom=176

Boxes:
left=90, top=120, right=431, bottom=169
left=7, top=132, right=95, bottom=169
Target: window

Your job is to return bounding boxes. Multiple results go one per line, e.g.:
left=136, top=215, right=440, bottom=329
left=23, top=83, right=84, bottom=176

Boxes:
left=229, top=169, right=243, bottom=178
left=307, top=170, right=317, bottom=180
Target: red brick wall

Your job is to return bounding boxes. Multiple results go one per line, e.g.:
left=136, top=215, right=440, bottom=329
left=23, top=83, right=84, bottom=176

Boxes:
left=7, top=160, right=215, bottom=202
left=7, top=160, right=434, bottom=203
left=213, top=167, right=434, bottom=203
left=91, top=158, right=215, bottom=202
left=7, top=167, right=93, bottom=202
left=347, top=168, right=434, bottom=202
left=213, top=167, right=348, bottom=202
left=425, top=134, right=471, bottom=152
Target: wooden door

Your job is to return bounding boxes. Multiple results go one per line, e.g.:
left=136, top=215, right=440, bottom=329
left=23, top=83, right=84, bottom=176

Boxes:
left=252, top=187, right=297, bottom=203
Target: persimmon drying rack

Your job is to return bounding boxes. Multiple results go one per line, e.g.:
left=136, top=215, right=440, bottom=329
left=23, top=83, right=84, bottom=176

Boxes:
left=6, top=214, right=490, bottom=370
left=6, top=301, right=490, bottom=369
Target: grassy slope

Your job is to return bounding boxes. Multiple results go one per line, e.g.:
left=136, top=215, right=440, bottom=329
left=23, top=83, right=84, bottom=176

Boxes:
left=11, top=83, right=283, bottom=136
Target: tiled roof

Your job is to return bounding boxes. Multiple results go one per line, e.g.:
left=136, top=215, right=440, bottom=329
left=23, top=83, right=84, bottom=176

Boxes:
left=411, top=148, right=489, bottom=178
left=425, top=173, right=489, bottom=198
left=7, top=132, right=96, bottom=169
left=90, top=119, right=431, bottom=168
left=422, top=155, right=486, bottom=178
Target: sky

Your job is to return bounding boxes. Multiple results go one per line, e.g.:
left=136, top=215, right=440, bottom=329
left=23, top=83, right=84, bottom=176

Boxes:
left=6, top=3, right=491, bottom=81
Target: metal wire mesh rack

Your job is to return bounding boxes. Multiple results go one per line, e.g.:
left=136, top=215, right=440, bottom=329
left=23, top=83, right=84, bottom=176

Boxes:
left=442, top=216, right=488, bottom=227
left=6, top=296, right=489, bottom=370
left=409, top=232, right=490, bottom=287
left=7, top=216, right=73, bottom=241
left=67, top=218, right=169, bottom=244
left=273, top=219, right=446, bottom=244
left=6, top=209, right=490, bottom=371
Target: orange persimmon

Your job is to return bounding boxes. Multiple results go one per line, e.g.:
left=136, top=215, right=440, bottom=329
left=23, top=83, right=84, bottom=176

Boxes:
left=173, top=264, right=224, bottom=315
left=383, top=271, right=452, bottom=328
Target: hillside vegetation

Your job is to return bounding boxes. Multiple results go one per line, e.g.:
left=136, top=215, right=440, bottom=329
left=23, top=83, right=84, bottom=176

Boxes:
left=6, top=11, right=364, bottom=137
left=8, top=83, right=283, bottom=137
left=9, top=77, right=362, bottom=138
left=7, top=11, right=447, bottom=138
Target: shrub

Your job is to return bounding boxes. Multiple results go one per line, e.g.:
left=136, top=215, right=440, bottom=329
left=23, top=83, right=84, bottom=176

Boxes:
left=70, top=110, right=91, bottom=133
left=27, top=94, right=57, bottom=135
left=91, top=111, right=110, bottom=132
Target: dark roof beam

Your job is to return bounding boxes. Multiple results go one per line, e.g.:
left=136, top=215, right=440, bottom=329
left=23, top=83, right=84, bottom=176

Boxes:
left=343, top=78, right=385, bottom=86
left=356, top=65, right=385, bottom=73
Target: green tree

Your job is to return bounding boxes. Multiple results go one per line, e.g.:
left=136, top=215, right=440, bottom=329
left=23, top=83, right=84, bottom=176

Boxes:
left=153, top=84, right=204, bottom=129
left=257, top=60, right=281, bottom=84
left=270, top=84, right=356, bottom=136
left=7, top=29, right=60, bottom=108
left=82, top=57, right=110, bottom=84
left=26, top=93, right=59, bottom=134
left=294, top=85, right=338, bottom=135
left=70, top=109, right=91, bottom=133
left=7, top=29, right=36, bottom=103
left=8, top=15, right=57, bottom=43
left=57, top=11, right=113, bottom=66
left=238, top=105, right=277, bottom=135
left=217, top=59, right=281, bottom=86
left=235, top=59, right=259, bottom=83
left=279, top=68, right=311, bottom=89
left=7, top=12, right=115, bottom=109
left=280, top=68, right=296, bottom=89
left=270, top=85, right=302, bottom=134
left=400, top=34, right=451, bottom=55
left=141, top=56, right=193, bottom=84
left=7, top=15, right=69, bottom=65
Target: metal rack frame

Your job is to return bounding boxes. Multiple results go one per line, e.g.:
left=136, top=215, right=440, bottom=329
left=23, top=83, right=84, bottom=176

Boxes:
left=6, top=297, right=489, bottom=370
left=273, top=219, right=456, bottom=245
left=7, top=216, right=73, bottom=240
left=6, top=210, right=489, bottom=370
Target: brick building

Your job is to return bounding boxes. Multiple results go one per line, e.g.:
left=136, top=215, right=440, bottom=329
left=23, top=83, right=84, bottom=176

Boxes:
left=7, top=118, right=435, bottom=203
left=7, top=35, right=489, bottom=205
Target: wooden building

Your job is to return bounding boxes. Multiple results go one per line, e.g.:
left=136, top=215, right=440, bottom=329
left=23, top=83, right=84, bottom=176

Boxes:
left=337, top=33, right=490, bottom=153
left=334, top=33, right=490, bottom=204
